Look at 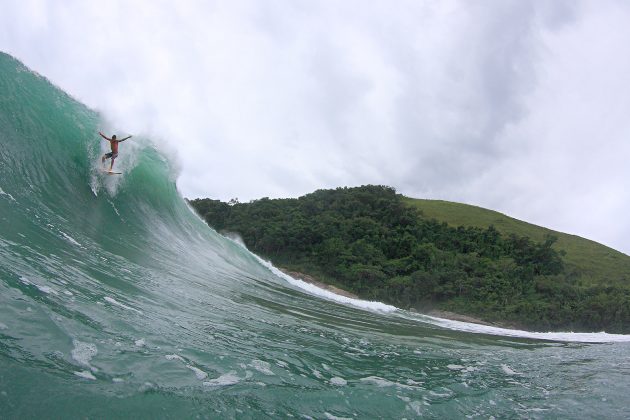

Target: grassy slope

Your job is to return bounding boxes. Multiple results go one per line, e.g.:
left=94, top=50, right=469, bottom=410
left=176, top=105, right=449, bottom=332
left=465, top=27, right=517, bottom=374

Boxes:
left=403, top=198, right=630, bottom=287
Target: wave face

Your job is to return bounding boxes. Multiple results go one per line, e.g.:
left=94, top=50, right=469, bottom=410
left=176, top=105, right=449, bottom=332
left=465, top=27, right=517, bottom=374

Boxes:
left=1, top=52, right=630, bottom=418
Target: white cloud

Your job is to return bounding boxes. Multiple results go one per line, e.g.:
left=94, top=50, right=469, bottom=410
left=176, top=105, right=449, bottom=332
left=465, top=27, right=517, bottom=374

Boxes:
left=1, top=0, right=629, bottom=254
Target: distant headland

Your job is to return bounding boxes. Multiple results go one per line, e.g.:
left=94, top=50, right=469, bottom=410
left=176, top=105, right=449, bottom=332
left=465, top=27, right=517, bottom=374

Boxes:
left=189, top=185, right=630, bottom=333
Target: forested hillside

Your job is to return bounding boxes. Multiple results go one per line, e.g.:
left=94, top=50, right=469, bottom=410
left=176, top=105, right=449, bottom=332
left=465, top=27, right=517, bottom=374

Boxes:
left=189, top=186, right=630, bottom=332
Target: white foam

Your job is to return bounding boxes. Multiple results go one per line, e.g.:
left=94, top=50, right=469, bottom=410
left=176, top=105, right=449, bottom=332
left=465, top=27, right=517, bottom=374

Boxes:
left=71, top=340, right=97, bottom=367
left=429, top=390, right=452, bottom=398
left=360, top=376, right=394, bottom=387
left=187, top=365, right=208, bottom=380
left=0, top=187, right=16, bottom=201
left=501, top=364, right=522, bottom=376
left=60, top=232, right=81, bottom=246
left=164, top=354, right=207, bottom=379
left=108, top=200, right=121, bottom=217
left=134, top=338, right=145, bottom=347
left=408, top=400, right=424, bottom=416
left=359, top=376, right=415, bottom=390
left=447, top=364, right=465, bottom=370
left=203, top=372, right=240, bottom=387
left=0, top=322, right=7, bottom=330
left=329, top=377, right=347, bottom=386
left=228, top=232, right=630, bottom=343
left=103, top=296, right=142, bottom=314
left=406, top=313, right=630, bottom=343
left=256, top=257, right=397, bottom=313
left=250, top=359, right=274, bottom=376
left=89, top=172, right=100, bottom=197
left=325, top=413, right=352, bottom=420
left=74, top=370, right=96, bottom=380
left=35, top=284, right=58, bottom=295
left=222, top=236, right=397, bottom=313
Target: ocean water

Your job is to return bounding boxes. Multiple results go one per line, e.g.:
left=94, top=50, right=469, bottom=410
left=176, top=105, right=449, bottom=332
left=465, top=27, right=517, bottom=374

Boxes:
left=1, top=52, right=630, bottom=419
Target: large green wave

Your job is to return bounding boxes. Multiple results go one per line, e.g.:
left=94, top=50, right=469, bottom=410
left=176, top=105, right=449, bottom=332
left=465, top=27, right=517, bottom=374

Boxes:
left=2, top=52, right=630, bottom=418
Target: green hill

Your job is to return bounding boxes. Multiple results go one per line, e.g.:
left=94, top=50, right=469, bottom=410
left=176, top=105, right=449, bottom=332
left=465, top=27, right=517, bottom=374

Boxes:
left=404, top=198, right=630, bottom=287
left=190, top=186, right=630, bottom=333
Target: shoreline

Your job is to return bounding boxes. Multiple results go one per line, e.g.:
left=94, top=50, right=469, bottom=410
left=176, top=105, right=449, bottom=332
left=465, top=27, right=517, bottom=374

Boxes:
left=279, top=268, right=360, bottom=299
left=422, top=309, right=498, bottom=327
left=279, top=268, right=501, bottom=328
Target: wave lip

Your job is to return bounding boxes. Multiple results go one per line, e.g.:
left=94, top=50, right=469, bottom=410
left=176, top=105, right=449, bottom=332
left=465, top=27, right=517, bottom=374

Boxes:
left=254, top=243, right=630, bottom=343
left=252, top=245, right=630, bottom=343
left=256, top=257, right=398, bottom=313
left=414, top=313, right=630, bottom=343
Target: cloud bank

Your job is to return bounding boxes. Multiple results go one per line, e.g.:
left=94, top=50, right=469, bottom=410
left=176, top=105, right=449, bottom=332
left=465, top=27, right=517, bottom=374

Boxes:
left=1, top=0, right=630, bottom=254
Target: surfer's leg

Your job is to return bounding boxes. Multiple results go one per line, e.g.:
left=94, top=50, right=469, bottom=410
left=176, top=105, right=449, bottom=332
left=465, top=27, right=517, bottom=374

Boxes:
left=110, top=153, right=118, bottom=170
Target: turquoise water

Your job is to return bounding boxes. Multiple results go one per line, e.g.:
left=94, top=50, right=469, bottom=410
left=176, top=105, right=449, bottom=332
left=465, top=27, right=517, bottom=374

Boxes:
left=1, top=52, right=630, bottom=419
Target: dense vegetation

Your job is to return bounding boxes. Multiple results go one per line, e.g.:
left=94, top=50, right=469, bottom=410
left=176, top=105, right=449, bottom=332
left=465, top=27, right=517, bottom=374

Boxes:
left=190, top=185, right=630, bottom=332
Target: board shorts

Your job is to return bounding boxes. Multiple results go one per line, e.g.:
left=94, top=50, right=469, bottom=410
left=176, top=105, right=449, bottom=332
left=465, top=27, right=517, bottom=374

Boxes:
left=104, top=152, right=119, bottom=159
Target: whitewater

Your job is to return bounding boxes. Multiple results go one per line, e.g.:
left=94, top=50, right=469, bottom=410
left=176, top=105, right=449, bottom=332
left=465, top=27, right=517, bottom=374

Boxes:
left=1, top=52, right=630, bottom=418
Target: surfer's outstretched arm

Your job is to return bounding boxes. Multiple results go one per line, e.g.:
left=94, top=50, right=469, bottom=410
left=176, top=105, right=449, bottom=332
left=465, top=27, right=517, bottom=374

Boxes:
left=98, top=132, right=111, bottom=141
left=119, top=135, right=133, bottom=142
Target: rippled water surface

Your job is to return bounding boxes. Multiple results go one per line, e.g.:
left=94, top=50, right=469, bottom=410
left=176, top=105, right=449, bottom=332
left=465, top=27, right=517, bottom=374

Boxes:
left=1, top=52, right=630, bottom=419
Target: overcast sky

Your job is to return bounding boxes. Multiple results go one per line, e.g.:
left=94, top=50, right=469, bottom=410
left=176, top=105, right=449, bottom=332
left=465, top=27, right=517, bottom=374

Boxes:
left=2, top=0, right=630, bottom=254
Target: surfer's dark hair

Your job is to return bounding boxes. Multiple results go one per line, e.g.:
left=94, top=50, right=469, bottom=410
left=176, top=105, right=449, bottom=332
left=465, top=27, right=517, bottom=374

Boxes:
left=112, top=135, right=117, bottom=140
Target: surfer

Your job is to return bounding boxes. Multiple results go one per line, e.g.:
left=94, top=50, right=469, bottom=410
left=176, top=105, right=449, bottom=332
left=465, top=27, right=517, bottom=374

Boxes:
left=98, top=131, right=132, bottom=171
